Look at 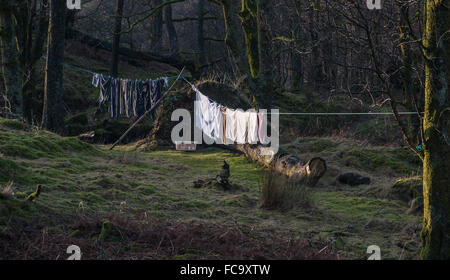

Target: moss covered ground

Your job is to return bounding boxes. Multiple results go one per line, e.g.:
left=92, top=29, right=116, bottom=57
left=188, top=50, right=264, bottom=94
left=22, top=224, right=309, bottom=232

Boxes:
left=0, top=117, right=422, bottom=259
left=0, top=44, right=425, bottom=259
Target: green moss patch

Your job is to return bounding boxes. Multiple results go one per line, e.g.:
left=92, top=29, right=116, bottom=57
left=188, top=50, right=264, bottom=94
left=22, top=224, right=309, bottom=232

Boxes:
left=343, top=147, right=419, bottom=174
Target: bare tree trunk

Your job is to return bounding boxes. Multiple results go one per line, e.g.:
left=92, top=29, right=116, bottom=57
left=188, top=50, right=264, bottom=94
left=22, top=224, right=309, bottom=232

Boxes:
left=398, top=1, right=420, bottom=144
left=151, top=0, right=163, bottom=53
left=197, top=0, right=206, bottom=66
left=20, top=0, right=48, bottom=122
left=110, top=0, right=124, bottom=78
left=164, top=3, right=179, bottom=58
left=0, top=0, right=23, bottom=116
left=308, top=0, right=322, bottom=90
left=42, top=0, right=66, bottom=132
left=290, top=25, right=303, bottom=90
left=258, top=0, right=274, bottom=106
left=420, top=0, right=450, bottom=260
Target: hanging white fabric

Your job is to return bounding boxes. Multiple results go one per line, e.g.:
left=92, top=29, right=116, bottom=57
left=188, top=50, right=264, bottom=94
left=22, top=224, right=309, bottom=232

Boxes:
left=248, top=111, right=259, bottom=144
left=194, top=86, right=222, bottom=142
left=235, top=110, right=249, bottom=144
left=225, top=108, right=237, bottom=144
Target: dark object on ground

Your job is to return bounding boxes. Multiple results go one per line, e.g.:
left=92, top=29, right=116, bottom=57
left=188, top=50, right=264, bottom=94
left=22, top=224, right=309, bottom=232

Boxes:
left=338, top=173, right=371, bottom=186
left=193, top=179, right=205, bottom=188
left=216, top=160, right=231, bottom=190
left=216, top=175, right=230, bottom=190
left=26, top=185, right=42, bottom=202
left=216, top=160, right=230, bottom=184
left=193, top=178, right=233, bottom=191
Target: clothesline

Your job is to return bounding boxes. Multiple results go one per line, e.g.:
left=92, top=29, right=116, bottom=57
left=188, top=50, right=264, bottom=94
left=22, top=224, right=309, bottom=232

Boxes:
left=41, top=56, right=421, bottom=116
left=264, top=112, right=423, bottom=115
left=109, top=67, right=186, bottom=150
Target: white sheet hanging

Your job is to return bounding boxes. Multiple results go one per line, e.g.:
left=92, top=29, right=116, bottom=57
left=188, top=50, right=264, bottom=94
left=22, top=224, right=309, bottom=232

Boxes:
left=194, top=86, right=222, bottom=142
left=225, top=108, right=237, bottom=144
left=248, top=111, right=259, bottom=144
left=235, top=110, right=249, bottom=144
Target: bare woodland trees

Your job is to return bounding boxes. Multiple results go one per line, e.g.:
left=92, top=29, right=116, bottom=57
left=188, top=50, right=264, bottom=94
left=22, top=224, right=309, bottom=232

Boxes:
left=209, top=0, right=274, bottom=106
left=164, top=3, right=180, bottom=58
left=151, top=0, right=164, bottom=52
left=42, top=0, right=66, bottom=131
left=0, top=0, right=448, bottom=259
left=0, top=0, right=22, bottom=117
left=0, top=0, right=48, bottom=121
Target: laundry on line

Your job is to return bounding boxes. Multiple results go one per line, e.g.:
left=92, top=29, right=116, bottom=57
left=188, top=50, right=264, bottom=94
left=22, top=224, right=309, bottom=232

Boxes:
left=42, top=56, right=420, bottom=118
left=92, top=73, right=167, bottom=119
left=193, top=85, right=268, bottom=145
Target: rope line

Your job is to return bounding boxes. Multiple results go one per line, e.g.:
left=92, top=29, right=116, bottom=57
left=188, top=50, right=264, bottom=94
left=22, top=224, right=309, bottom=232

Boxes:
left=40, top=56, right=423, bottom=116
left=269, top=112, right=423, bottom=115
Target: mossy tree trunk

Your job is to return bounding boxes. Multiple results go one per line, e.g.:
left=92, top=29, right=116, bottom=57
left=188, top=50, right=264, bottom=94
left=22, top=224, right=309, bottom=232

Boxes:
left=42, top=0, right=66, bottom=132
left=239, top=0, right=274, bottom=107
left=210, top=0, right=250, bottom=78
left=0, top=0, right=23, bottom=116
left=239, top=0, right=259, bottom=79
left=420, top=0, right=450, bottom=260
left=210, top=0, right=273, bottom=107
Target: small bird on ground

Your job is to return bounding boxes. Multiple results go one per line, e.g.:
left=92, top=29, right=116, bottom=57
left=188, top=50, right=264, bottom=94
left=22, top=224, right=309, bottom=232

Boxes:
left=217, top=160, right=230, bottom=189
left=26, top=185, right=42, bottom=202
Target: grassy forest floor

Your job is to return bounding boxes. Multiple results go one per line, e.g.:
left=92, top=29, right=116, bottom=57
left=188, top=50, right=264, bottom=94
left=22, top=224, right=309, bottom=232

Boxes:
left=0, top=42, right=423, bottom=259
left=0, top=117, right=422, bottom=260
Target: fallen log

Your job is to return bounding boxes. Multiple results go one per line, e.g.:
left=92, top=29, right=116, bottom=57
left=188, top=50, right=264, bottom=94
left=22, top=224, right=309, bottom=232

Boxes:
left=229, top=144, right=327, bottom=187
left=134, top=81, right=327, bottom=186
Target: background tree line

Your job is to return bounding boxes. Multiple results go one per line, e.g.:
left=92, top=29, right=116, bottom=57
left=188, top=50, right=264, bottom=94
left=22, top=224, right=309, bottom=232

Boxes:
left=0, top=0, right=448, bottom=259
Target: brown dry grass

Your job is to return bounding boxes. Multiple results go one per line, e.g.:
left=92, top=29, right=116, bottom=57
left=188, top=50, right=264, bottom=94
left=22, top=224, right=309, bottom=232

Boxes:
left=260, top=172, right=312, bottom=211
left=0, top=214, right=337, bottom=260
